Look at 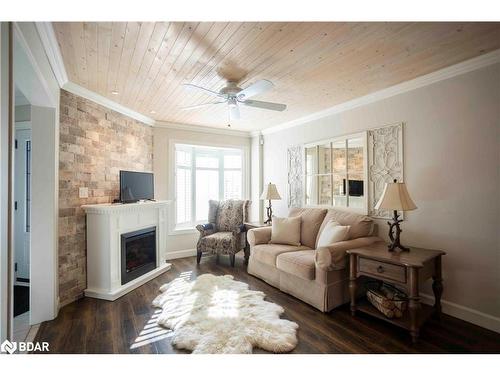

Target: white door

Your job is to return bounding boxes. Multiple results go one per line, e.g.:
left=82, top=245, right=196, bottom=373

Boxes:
left=14, top=128, right=31, bottom=281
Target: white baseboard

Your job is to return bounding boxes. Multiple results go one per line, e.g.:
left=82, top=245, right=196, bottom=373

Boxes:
left=420, top=293, right=500, bottom=333
left=165, top=248, right=197, bottom=260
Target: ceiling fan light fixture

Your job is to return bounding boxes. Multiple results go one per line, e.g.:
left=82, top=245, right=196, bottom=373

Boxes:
left=180, top=78, right=286, bottom=119
left=228, top=97, right=238, bottom=107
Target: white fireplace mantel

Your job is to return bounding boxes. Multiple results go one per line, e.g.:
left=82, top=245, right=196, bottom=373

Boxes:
left=82, top=200, right=172, bottom=301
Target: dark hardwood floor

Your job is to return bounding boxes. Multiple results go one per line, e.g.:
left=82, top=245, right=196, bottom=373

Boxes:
left=35, top=254, right=500, bottom=354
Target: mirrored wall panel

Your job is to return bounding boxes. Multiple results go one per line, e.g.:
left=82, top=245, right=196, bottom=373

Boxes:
left=347, top=136, right=365, bottom=209
left=303, top=132, right=367, bottom=212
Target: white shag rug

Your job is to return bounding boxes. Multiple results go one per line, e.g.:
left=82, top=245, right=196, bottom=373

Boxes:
left=152, top=274, right=299, bottom=354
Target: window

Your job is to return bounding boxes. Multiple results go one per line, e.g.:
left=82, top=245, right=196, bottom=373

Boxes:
left=175, top=144, right=244, bottom=228
left=304, top=132, right=367, bottom=212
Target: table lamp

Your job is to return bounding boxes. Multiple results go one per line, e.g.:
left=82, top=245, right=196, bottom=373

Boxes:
left=260, top=183, right=281, bottom=224
left=375, top=179, right=417, bottom=252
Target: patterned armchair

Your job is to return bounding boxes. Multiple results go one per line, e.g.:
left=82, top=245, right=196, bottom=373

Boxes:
left=196, top=199, right=250, bottom=267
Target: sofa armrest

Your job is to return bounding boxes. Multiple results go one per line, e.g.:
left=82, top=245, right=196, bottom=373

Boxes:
left=315, top=237, right=383, bottom=271
left=195, top=223, right=216, bottom=238
left=247, top=227, right=272, bottom=246
left=232, top=224, right=246, bottom=236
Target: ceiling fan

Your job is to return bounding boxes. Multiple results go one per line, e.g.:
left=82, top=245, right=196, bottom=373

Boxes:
left=180, top=79, right=287, bottom=120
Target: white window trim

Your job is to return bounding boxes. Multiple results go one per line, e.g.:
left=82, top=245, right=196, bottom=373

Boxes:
left=168, top=139, right=250, bottom=234
left=303, top=131, right=368, bottom=215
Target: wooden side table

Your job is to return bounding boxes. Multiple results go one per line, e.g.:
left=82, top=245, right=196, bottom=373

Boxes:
left=346, top=242, right=445, bottom=343
left=243, top=222, right=271, bottom=264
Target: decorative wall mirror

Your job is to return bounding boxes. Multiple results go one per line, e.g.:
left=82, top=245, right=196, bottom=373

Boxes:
left=303, top=132, right=368, bottom=213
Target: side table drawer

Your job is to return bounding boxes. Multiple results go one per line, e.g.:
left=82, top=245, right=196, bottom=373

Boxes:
left=358, top=258, right=406, bottom=283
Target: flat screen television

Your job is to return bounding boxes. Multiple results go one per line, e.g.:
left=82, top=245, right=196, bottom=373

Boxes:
left=342, top=179, right=364, bottom=197
left=119, top=170, right=154, bottom=203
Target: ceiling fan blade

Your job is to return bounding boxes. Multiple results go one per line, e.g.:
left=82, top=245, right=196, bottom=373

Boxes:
left=237, top=79, right=274, bottom=101
left=229, top=104, right=240, bottom=120
left=180, top=101, right=225, bottom=111
left=182, top=83, right=223, bottom=98
left=242, top=99, right=287, bottom=112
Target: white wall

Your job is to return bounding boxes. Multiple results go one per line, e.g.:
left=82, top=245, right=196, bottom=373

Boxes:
left=260, top=63, right=500, bottom=332
left=154, top=124, right=251, bottom=257
left=30, top=105, right=58, bottom=324
left=15, top=104, right=31, bottom=121
left=13, top=23, right=59, bottom=106
left=250, top=135, right=263, bottom=222
left=0, top=22, right=11, bottom=343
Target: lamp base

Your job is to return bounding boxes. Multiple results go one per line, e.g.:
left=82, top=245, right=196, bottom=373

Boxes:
left=387, top=210, right=410, bottom=252
left=264, top=200, right=273, bottom=224
left=387, top=242, right=410, bottom=252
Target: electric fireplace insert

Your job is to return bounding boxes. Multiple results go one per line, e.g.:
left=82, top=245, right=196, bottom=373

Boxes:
left=120, top=226, right=157, bottom=285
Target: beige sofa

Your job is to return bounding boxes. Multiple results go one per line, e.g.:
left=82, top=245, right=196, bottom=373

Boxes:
left=247, top=207, right=381, bottom=312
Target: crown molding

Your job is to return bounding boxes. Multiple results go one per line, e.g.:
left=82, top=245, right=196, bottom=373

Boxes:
left=261, top=49, right=500, bottom=135
left=155, top=121, right=252, bottom=138
left=63, top=81, right=156, bottom=126
left=62, top=80, right=252, bottom=135
left=35, top=22, right=68, bottom=88
left=37, top=22, right=155, bottom=126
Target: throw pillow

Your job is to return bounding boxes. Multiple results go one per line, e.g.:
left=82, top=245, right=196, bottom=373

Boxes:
left=269, top=216, right=301, bottom=246
left=316, top=220, right=350, bottom=248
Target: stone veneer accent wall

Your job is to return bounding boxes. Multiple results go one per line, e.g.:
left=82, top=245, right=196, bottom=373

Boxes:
left=58, top=90, right=153, bottom=306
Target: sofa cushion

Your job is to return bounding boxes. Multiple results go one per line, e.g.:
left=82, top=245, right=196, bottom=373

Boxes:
left=288, top=207, right=327, bottom=249
left=316, top=221, right=350, bottom=247
left=270, top=216, right=301, bottom=246
left=318, top=209, right=374, bottom=244
left=251, top=243, right=311, bottom=267
left=199, top=232, right=234, bottom=254
left=276, top=250, right=316, bottom=280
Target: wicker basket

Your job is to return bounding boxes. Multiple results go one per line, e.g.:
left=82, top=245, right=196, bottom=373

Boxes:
left=366, top=281, right=408, bottom=319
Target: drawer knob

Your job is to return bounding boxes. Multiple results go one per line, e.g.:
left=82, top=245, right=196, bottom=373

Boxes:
left=377, top=265, right=384, bottom=273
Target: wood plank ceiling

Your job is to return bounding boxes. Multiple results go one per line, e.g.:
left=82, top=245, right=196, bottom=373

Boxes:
left=53, top=22, right=500, bottom=131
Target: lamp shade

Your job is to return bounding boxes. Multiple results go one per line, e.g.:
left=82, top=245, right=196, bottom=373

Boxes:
left=260, top=183, right=281, bottom=200
left=375, top=180, right=417, bottom=211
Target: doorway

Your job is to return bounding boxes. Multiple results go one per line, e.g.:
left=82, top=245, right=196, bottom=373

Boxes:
left=0, top=22, right=59, bottom=344
left=12, top=88, right=32, bottom=341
